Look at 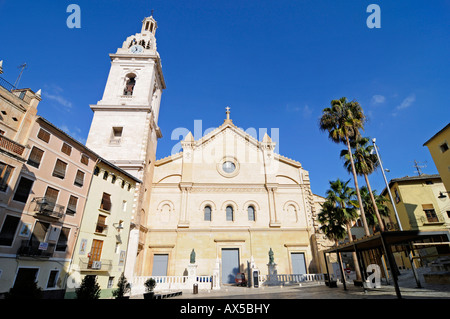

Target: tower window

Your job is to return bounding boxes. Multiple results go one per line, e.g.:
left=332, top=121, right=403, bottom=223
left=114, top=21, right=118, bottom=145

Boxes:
left=124, top=75, right=136, bottom=96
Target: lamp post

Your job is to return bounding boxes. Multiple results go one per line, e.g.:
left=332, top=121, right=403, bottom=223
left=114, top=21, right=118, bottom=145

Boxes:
left=372, top=138, right=403, bottom=231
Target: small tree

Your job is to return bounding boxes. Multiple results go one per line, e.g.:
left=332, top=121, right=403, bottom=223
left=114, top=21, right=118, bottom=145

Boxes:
left=76, top=275, right=101, bottom=299
left=5, top=275, right=42, bottom=299
left=144, top=278, right=156, bottom=292
left=112, top=273, right=131, bottom=299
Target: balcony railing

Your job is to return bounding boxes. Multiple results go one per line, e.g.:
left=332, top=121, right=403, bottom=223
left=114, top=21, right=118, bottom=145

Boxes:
left=79, top=257, right=113, bottom=271
left=418, top=214, right=446, bottom=226
left=0, top=76, right=33, bottom=104
left=32, top=197, right=65, bottom=220
left=0, top=134, right=25, bottom=156
left=94, top=223, right=108, bottom=235
left=17, top=240, right=56, bottom=258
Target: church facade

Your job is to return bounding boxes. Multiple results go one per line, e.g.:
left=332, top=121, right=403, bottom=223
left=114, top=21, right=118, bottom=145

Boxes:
left=144, top=114, right=323, bottom=281
left=85, top=15, right=328, bottom=285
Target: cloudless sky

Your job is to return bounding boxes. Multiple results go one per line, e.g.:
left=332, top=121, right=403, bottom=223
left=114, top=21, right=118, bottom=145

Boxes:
left=1, top=0, right=449, bottom=197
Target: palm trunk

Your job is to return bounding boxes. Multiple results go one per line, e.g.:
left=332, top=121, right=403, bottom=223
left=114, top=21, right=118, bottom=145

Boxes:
left=346, top=222, right=362, bottom=281
left=364, top=173, right=385, bottom=232
left=345, top=135, right=370, bottom=236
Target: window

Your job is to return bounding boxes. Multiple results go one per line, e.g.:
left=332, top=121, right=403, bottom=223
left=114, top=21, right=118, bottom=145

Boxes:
left=122, top=200, right=127, bottom=212
left=447, top=211, right=450, bottom=219
left=37, top=128, right=50, bottom=143
left=93, top=166, right=100, bottom=176
left=103, top=171, right=108, bottom=180
left=66, top=195, right=78, bottom=215
left=56, top=227, right=70, bottom=252
left=107, top=277, right=114, bottom=289
left=27, top=147, right=44, bottom=169
left=13, top=177, right=33, bottom=203
left=0, top=215, right=20, bottom=246
left=123, top=75, right=136, bottom=96
left=44, top=187, right=59, bottom=205
left=74, top=170, right=84, bottom=187
left=204, top=205, right=211, bottom=221
left=111, top=175, right=116, bottom=184
left=47, top=270, right=59, bottom=288
left=52, top=159, right=67, bottom=179
left=61, top=143, right=72, bottom=156
left=440, top=142, right=449, bottom=153
left=80, top=154, right=89, bottom=166
left=222, top=161, right=236, bottom=173
left=423, top=204, right=439, bottom=223
left=0, top=162, right=14, bottom=192
left=95, top=215, right=107, bottom=234
left=112, top=127, right=123, bottom=138
left=100, top=193, right=111, bottom=211
left=226, top=205, right=233, bottom=221
left=110, top=127, right=123, bottom=145
left=394, top=188, right=401, bottom=203
left=248, top=206, right=255, bottom=221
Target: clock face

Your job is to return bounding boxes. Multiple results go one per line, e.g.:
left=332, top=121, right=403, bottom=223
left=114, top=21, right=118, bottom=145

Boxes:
left=130, top=45, right=144, bottom=54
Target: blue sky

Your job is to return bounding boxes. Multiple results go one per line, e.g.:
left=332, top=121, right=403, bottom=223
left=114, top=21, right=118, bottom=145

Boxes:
left=1, top=0, right=449, bottom=197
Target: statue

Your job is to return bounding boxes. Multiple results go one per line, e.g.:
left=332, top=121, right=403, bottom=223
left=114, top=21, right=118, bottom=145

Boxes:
left=269, top=248, right=274, bottom=265
left=190, top=249, right=196, bottom=264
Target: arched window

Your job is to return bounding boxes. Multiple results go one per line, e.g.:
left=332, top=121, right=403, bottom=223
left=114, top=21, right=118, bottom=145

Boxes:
left=248, top=206, right=255, bottom=221
left=204, top=205, right=211, bottom=221
left=93, top=166, right=100, bottom=176
left=124, top=74, right=136, bottom=96
left=226, top=206, right=233, bottom=221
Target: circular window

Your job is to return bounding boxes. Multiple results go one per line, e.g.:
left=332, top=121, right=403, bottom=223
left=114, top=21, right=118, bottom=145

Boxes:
left=222, top=161, right=236, bottom=173
left=217, top=157, right=240, bottom=178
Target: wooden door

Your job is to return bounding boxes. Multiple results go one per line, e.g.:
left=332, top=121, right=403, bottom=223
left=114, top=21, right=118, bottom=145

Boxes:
left=88, top=239, right=103, bottom=268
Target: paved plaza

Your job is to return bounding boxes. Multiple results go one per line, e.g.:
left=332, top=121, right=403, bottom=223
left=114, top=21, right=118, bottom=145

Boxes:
left=131, top=269, right=450, bottom=300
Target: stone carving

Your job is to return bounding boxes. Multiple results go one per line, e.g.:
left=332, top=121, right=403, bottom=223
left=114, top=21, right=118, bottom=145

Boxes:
left=190, top=249, right=196, bottom=264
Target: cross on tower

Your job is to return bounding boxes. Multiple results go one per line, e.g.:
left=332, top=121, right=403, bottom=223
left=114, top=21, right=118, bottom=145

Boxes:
left=225, top=106, right=230, bottom=120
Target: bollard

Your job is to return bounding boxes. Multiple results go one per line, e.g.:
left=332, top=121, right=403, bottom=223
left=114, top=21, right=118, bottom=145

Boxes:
left=193, top=283, right=198, bottom=294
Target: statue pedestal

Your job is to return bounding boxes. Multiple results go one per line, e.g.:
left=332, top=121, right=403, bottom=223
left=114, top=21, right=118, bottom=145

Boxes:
left=212, top=257, right=221, bottom=290
left=187, top=263, right=198, bottom=285
left=267, top=263, right=279, bottom=286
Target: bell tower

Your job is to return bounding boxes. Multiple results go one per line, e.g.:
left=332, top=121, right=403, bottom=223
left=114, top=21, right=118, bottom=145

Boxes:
left=86, top=14, right=166, bottom=277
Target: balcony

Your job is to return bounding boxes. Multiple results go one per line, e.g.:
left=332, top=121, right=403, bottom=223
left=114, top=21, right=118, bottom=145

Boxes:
left=0, top=76, right=33, bottom=104
left=32, top=197, right=65, bottom=220
left=0, top=134, right=26, bottom=157
left=79, top=257, right=113, bottom=272
left=94, top=222, right=108, bottom=235
left=17, top=240, right=56, bottom=258
left=418, top=214, right=446, bottom=227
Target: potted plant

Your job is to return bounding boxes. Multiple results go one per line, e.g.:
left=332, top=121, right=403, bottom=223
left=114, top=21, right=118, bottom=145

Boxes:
left=143, top=277, right=156, bottom=299
left=112, top=273, right=131, bottom=299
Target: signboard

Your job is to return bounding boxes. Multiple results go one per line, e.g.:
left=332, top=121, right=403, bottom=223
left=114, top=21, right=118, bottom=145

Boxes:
left=38, top=242, right=48, bottom=251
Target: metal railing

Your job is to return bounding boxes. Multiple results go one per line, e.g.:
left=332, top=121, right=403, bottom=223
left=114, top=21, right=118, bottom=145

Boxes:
left=0, top=76, right=33, bottom=104
left=32, top=197, right=65, bottom=220
left=0, top=134, right=26, bottom=156
left=17, top=240, right=56, bottom=258
left=79, top=257, right=113, bottom=271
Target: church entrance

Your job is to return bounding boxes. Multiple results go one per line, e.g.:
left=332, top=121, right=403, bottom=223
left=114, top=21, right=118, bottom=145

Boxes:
left=291, top=252, right=307, bottom=274
left=221, top=248, right=240, bottom=284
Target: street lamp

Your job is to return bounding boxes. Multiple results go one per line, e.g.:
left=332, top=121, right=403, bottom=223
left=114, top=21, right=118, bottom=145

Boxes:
left=372, top=138, right=403, bottom=231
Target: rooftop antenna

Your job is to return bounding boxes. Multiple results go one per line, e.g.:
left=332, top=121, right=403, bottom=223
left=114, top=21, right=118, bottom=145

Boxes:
left=412, top=159, right=427, bottom=176
left=14, top=63, right=27, bottom=88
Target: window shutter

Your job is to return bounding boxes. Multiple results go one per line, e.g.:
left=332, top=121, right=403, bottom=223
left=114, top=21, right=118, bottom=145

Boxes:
left=52, top=159, right=67, bottom=179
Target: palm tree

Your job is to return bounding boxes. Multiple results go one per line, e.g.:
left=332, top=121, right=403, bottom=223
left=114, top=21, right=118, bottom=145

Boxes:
left=319, top=97, right=370, bottom=236
left=325, top=178, right=362, bottom=280
left=317, top=200, right=347, bottom=247
left=359, top=186, right=390, bottom=232
left=317, top=200, right=347, bottom=282
left=340, top=136, right=385, bottom=232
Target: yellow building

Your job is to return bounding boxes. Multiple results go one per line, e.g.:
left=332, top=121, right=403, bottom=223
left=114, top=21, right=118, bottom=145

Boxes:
left=381, top=174, right=450, bottom=233
left=424, top=123, right=450, bottom=194
left=66, top=159, right=140, bottom=298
